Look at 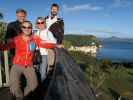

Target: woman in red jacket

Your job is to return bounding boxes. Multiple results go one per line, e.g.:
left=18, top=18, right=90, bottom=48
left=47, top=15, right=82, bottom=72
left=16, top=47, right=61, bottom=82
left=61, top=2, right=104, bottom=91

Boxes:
left=0, top=21, right=56, bottom=100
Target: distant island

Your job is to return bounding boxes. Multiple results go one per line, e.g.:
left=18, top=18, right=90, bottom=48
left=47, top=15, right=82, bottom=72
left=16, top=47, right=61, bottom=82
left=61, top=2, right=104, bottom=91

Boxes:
left=99, top=36, right=133, bottom=43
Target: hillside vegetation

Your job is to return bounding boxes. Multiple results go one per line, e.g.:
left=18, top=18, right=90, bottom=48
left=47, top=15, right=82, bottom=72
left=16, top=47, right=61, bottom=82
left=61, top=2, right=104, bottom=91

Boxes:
left=64, top=34, right=100, bottom=48
left=64, top=35, right=133, bottom=100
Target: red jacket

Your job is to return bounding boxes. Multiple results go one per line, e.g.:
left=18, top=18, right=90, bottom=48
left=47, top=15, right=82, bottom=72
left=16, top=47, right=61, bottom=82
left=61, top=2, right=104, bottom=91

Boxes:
left=0, top=34, right=56, bottom=67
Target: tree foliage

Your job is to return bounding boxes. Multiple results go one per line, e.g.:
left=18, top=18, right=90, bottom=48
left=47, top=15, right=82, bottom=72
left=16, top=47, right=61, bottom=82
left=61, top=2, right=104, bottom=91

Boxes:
left=64, top=34, right=100, bottom=47
left=0, top=12, right=6, bottom=42
left=0, top=12, right=3, bottom=19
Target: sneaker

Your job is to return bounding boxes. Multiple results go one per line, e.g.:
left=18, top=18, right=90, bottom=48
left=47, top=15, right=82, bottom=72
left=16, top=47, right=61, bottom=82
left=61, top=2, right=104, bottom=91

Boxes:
left=16, top=97, right=23, bottom=100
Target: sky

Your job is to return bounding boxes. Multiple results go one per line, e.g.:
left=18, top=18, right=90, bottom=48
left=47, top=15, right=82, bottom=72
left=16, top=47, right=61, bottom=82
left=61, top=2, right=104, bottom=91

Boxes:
left=0, top=0, right=133, bottom=38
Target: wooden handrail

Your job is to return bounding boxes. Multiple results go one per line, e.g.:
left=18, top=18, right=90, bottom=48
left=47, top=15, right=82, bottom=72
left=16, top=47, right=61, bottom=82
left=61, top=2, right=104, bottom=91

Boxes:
left=0, top=51, right=9, bottom=87
left=45, top=48, right=96, bottom=100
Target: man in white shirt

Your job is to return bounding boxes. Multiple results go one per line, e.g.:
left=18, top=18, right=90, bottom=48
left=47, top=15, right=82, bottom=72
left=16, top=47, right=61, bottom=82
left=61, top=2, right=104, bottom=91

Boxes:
left=35, top=17, right=56, bottom=82
left=45, top=3, right=64, bottom=45
left=45, top=3, right=59, bottom=29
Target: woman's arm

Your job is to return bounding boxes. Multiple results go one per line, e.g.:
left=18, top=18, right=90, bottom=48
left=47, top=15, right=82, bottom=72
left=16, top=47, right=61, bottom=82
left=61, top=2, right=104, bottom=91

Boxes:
left=34, top=36, right=56, bottom=49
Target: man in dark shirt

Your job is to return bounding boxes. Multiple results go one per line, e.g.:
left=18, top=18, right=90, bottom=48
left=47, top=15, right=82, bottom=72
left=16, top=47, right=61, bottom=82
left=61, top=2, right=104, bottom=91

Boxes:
left=5, top=8, right=27, bottom=39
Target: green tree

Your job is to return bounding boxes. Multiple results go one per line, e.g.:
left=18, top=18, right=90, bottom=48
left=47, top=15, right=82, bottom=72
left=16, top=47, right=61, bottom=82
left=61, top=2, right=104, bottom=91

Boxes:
left=0, top=12, right=3, bottom=19
left=0, top=12, right=6, bottom=42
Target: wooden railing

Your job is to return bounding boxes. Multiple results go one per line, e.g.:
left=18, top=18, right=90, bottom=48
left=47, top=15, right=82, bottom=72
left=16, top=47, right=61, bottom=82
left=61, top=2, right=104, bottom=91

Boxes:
left=0, top=51, right=9, bottom=87
left=45, top=48, right=96, bottom=100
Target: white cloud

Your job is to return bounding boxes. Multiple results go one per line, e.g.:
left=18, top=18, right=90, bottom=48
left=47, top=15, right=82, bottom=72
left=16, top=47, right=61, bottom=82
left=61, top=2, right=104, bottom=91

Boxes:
left=112, top=0, right=131, bottom=8
left=84, top=29, right=116, bottom=34
left=63, top=4, right=104, bottom=12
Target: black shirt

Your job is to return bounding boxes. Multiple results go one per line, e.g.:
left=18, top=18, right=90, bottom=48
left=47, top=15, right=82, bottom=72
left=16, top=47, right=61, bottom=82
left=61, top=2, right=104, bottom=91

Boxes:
left=5, top=20, right=22, bottom=40
left=5, top=20, right=22, bottom=57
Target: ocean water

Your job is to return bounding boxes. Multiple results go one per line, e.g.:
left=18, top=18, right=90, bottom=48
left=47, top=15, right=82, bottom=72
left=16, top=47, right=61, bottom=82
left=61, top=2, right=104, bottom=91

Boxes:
left=96, top=38, right=133, bottom=63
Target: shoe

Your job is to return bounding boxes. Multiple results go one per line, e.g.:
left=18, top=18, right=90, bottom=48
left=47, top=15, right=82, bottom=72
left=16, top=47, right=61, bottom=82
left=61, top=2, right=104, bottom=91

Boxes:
left=11, top=96, right=16, bottom=100
left=16, top=97, right=23, bottom=100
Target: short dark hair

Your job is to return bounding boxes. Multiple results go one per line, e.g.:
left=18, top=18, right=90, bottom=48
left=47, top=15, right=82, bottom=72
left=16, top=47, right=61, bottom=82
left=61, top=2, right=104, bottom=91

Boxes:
left=21, top=20, right=32, bottom=28
left=16, top=8, right=27, bottom=15
left=51, top=3, right=59, bottom=10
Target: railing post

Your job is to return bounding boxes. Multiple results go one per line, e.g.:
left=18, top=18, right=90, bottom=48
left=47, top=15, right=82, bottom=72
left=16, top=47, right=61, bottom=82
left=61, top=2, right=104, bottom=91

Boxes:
left=0, top=55, right=2, bottom=87
left=4, top=51, right=9, bottom=87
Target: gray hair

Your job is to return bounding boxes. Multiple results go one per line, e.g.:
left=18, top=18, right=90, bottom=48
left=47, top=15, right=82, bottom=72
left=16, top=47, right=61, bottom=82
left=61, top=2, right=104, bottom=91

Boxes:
left=36, top=17, right=45, bottom=24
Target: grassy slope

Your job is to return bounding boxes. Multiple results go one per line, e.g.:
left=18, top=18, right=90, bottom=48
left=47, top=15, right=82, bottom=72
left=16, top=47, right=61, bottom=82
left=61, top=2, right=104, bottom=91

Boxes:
left=68, top=51, right=133, bottom=100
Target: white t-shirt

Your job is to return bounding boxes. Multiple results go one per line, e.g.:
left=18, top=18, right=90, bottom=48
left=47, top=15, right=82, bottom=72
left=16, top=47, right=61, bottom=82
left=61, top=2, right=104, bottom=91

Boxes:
left=35, top=29, right=57, bottom=55
left=46, top=15, right=58, bottom=29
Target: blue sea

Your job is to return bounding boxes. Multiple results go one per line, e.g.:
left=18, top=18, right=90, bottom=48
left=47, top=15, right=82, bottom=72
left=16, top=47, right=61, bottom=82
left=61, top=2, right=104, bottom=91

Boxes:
left=96, top=38, right=133, bottom=63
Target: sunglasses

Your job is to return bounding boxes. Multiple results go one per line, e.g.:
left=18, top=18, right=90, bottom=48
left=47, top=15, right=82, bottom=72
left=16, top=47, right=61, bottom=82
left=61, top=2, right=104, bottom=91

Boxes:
left=22, top=26, right=32, bottom=29
left=36, top=22, right=44, bottom=25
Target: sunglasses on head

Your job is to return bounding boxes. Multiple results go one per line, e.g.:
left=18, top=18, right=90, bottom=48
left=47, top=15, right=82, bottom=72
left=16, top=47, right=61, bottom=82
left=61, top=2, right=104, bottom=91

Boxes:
left=22, top=26, right=32, bottom=29
left=36, top=21, right=44, bottom=25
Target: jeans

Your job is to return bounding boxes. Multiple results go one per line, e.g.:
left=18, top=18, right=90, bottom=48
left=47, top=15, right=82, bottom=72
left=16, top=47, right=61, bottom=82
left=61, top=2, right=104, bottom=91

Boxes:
left=39, top=55, right=48, bottom=82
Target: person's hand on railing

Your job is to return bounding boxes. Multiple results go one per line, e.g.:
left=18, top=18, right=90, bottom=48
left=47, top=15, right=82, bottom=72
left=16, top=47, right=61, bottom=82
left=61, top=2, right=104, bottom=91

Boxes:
left=57, top=44, right=64, bottom=48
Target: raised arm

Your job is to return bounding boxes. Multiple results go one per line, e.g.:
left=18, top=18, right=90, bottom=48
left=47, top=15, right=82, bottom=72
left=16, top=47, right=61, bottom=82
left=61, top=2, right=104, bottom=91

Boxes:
left=33, top=36, right=56, bottom=49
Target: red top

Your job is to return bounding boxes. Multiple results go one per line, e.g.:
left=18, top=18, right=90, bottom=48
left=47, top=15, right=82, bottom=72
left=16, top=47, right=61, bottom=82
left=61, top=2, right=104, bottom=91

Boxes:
left=0, top=34, right=56, bottom=67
